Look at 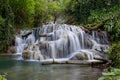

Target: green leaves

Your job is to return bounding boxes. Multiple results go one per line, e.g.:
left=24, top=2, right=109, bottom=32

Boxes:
left=106, top=42, right=120, bottom=68
left=33, top=0, right=70, bottom=27
left=0, top=0, right=15, bottom=52
left=88, top=5, right=120, bottom=41
left=9, top=0, right=35, bottom=26
left=0, top=75, right=7, bottom=80
left=103, top=72, right=116, bottom=76
left=0, top=73, right=7, bottom=80
left=98, top=68, right=120, bottom=80
left=64, top=0, right=120, bottom=24
left=0, top=16, right=5, bottom=22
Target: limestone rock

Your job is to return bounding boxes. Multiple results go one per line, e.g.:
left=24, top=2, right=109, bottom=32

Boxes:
left=22, top=50, right=31, bottom=59
left=75, top=53, right=88, bottom=60
left=22, top=50, right=44, bottom=60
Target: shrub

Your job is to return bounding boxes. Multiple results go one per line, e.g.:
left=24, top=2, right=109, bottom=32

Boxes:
left=106, top=42, right=120, bottom=68
left=0, top=73, right=7, bottom=80
left=98, top=68, right=120, bottom=80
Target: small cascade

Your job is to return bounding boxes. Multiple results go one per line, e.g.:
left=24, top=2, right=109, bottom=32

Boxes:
left=15, top=23, right=109, bottom=62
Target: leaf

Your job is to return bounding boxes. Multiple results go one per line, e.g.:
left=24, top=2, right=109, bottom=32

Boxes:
left=103, top=72, right=116, bottom=76
left=98, top=77, right=106, bottom=80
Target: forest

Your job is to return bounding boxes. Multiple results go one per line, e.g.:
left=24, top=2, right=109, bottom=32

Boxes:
left=0, top=0, right=120, bottom=80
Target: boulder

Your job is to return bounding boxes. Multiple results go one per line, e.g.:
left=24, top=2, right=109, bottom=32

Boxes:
left=75, top=53, right=88, bottom=60
left=70, top=52, right=89, bottom=60
left=92, top=50, right=108, bottom=61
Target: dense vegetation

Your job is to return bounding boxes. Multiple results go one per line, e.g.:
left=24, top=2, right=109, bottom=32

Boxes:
left=0, top=0, right=15, bottom=52
left=0, top=73, right=7, bottom=80
left=98, top=68, right=120, bottom=80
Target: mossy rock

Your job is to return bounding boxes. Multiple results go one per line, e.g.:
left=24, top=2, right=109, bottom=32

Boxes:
left=85, top=18, right=109, bottom=30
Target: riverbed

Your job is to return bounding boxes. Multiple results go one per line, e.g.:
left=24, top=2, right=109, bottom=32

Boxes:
left=0, top=55, right=102, bottom=80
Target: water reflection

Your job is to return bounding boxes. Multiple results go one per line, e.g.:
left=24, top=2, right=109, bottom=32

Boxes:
left=0, top=56, right=102, bottom=80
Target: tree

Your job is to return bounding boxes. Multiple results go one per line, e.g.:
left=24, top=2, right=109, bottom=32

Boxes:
left=65, top=0, right=120, bottom=24
left=33, top=0, right=48, bottom=27
left=0, top=0, right=15, bottom=53
left=9, top=0, right=35, bottom=28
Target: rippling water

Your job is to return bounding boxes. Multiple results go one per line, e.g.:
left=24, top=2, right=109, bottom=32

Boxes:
left=0, top=56, right=102, bottom=80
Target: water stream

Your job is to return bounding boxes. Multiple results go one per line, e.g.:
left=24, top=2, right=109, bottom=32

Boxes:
left=15, top=23, right=109, bottom=62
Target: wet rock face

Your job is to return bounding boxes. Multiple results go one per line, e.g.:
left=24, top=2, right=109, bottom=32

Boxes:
left=93, top=50, right=108, bottom=61
left=69, top=50, right=108, bottom=61
left=22, top=50, right=44, bottom=60
left=74, top=53, right=89, bottom=60
left=22, top=44, right=44, bottom=60
left=16, top=24, right=110, bottom=61
left=8, top=46, right=16, bottom=54
left=22, top=50, right=31, bottom=59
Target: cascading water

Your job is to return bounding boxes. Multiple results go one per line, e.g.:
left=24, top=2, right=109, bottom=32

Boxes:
left=15, top=23, right=109, bottom=62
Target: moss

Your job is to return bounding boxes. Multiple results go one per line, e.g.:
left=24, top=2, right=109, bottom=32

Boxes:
left=85, top=18, right=109, bottom=30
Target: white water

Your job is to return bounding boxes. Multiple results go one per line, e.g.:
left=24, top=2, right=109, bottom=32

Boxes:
left=15, top=23, right=109, bottom=61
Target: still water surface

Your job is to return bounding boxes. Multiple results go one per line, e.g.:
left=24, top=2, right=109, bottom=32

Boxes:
left=0, top=56, right=102, bottom=80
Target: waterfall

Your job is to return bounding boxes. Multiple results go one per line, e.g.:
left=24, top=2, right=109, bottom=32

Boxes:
left=15, top=23, right=109, bottom=61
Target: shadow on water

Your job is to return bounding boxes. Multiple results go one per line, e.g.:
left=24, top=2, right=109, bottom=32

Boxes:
left=0, top=56, right=102, bottom=80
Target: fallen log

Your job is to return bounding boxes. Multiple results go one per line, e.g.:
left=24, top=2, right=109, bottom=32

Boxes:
left=86, top=18, right=109, bottom=30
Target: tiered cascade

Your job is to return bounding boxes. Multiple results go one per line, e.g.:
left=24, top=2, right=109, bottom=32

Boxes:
left=16, top=24, right=109, bottom=62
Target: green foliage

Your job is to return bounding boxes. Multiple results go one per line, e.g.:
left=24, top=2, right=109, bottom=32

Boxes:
left=9, top=0, right=35, bottom=27
left=88, top=5, right=120, bottom=23
left=98, top=68, right=120, bottom=80
left=33, top=0, right=52, bottom=27
left=0, top=16, right=5, bottom=22
left=0, top=0, right=15, bottom=53
left=65, top=0, right=120, bottom=24
left=106, top=42, right=120, bottom=68
left=88, top=5, right=120, bottom=41
left=33, top=0, right=71, bottom=27
left=104, top=17, right=120, bottom=41
left=1, top=0, right=72, bottom=28
left=0, top=20, right=15, bottom=52
left=65, top=0, right=90, bottom=24
left=0, top=73, right=7, bottom=80
left=47, top=1, right=63, bottom=23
